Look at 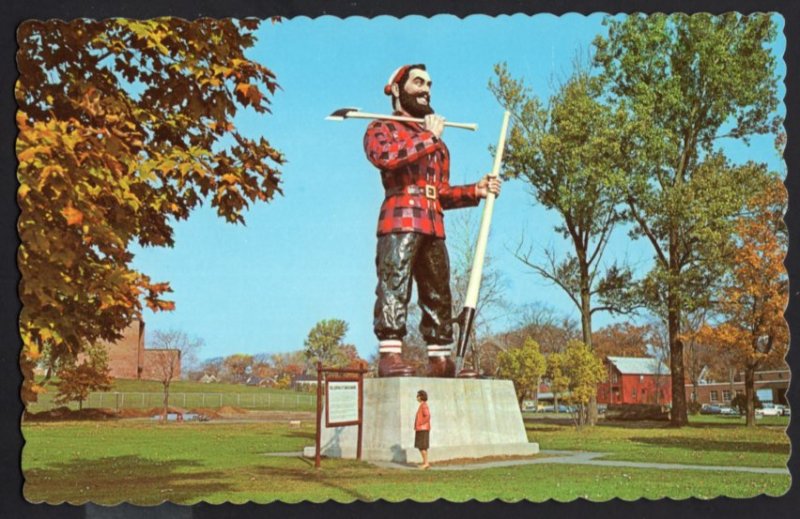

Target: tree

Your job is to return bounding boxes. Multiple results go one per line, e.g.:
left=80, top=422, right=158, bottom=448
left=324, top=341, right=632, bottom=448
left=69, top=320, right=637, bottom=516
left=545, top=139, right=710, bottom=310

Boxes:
left=491, top=63, right=639, bottom=424
left=556, top=340, right=607, bottom=426
left=54, top=344, right=113, bottom=411
left=199, top=357, right=224, bottom=377
left=545, top=352, right=570, bottom=412
left=593, top=13, right=782, bottom=426
left=697, top=178, right=788, bottom=426
left=592, top=323, right=650, bottom=360
left=677, top=308, right=722, bottom=404
left=494, top=304, right=580, bottom=354
left=271, top=351, right=307, bottom=378
left=496, top=338, right=546, bottom=407
left=17, top=18, right=285, bottom=403
left=149, top=330, right=202, bottom=421
left=303, top=319, right=351, bottom=368
left=222, top=354, right=254, bottom=384
left=339, top=345, right=369, bottom=370
left=252, top=354, right=275, bottom=380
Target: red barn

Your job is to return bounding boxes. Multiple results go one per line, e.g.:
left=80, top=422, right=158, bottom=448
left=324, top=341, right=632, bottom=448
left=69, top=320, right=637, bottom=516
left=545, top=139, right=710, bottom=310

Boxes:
left=597, top=356, right=672, bottom=405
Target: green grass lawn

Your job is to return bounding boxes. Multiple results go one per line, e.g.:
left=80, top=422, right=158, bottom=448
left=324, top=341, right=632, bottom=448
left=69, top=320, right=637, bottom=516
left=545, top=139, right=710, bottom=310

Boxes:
left=22, top=419, right=790, bottom=504
left=523, top=415, right=790, bottom=468
left=27, top=378, right=317, bottom=413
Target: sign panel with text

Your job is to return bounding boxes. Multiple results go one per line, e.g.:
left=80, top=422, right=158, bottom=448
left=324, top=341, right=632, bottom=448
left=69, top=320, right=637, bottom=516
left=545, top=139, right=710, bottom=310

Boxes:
left=325, top=379, right=360, bottom=427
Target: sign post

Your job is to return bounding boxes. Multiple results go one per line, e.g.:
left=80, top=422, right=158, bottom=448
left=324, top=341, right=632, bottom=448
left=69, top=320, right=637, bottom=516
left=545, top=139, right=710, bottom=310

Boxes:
left=314, top=363, right=367, bottom=468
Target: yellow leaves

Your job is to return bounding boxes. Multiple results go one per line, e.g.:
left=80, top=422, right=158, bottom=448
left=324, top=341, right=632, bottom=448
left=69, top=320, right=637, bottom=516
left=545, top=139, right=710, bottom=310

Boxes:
left=17, top=144, right=52, bottom=163
left=18, top=184, right=31, bottom=200
left=61, top=204, right=84, bottom=226
left=221, top=173, right=239, bottom=184
left=38, top=165, right=64, bottom=189
left=235, top=82, right=263, bottom=107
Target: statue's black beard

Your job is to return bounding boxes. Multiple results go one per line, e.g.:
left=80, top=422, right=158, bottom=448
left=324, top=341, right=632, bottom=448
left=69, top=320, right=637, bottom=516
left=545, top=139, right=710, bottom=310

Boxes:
left=399, top=88, right=434, bottom=118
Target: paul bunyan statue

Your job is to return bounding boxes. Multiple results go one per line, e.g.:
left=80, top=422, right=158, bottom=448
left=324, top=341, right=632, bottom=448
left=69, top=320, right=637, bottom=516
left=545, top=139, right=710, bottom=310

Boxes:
left=363, top=64, right=501, bottom=378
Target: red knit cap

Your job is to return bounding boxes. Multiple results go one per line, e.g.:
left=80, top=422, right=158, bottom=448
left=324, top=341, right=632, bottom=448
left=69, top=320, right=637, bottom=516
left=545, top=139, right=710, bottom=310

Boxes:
left=384, top=65, right=411, bottom=95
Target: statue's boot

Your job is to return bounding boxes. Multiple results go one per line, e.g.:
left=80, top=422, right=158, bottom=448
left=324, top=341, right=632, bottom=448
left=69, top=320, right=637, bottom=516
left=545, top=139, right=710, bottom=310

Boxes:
left=378, top=352, right=415, bottom=377
left=427, top=356, right=456, bottom=378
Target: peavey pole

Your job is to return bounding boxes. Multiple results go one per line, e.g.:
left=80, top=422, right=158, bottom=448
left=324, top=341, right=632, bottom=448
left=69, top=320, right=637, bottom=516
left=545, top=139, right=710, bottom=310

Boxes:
left=454, top=110, right=511, bottom=377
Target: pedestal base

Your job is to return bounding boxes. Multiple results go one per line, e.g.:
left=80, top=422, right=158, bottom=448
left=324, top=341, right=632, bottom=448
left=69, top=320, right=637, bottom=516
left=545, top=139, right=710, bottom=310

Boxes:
left=303, top=377, right=538, bottom=463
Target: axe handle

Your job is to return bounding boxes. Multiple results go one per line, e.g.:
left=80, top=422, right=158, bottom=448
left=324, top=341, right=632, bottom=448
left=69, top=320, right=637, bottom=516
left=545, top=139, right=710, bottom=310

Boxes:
left=346, top=111, right=478, bottom=131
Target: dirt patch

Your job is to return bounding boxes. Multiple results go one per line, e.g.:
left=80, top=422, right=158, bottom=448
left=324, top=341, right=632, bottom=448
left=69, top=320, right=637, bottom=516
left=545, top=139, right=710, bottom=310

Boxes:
left=24, top=407, right=120, bottom=422
left=216, top=405, right=248, bottom=415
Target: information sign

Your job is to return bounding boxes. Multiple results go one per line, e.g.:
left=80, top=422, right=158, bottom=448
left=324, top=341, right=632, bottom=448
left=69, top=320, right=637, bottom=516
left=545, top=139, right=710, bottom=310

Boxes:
left=326, top=380, right=360, bottom=426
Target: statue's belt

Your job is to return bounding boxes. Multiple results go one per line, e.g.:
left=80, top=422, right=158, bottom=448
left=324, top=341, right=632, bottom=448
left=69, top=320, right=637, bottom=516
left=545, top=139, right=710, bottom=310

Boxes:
left=384, top=184, right=438, bottom=200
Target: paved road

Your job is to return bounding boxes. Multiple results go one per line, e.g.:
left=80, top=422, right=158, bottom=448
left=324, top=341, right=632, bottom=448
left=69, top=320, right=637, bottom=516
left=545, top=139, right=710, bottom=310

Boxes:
left=265, top=450, right=788, bottom=475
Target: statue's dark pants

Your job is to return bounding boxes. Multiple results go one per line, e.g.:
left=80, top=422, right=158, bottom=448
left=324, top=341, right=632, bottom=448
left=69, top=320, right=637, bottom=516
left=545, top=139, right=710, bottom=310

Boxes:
left=374, top=233, right=454, bottom=345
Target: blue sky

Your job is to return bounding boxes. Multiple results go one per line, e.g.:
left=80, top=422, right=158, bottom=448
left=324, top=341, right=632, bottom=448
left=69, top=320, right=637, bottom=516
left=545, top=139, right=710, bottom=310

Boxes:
left=130, top=14, right=786, bottom=361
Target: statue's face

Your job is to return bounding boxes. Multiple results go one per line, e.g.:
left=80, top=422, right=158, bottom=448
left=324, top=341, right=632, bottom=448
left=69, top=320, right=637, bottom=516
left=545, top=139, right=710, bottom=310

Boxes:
left=397, top=68, right=434, bottom=118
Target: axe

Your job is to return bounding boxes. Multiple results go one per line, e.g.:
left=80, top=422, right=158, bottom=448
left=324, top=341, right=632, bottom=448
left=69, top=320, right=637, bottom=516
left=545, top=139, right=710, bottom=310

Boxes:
left=326, top=107, right=478, bottom=131
left=454, top=111, right=511, bottom=377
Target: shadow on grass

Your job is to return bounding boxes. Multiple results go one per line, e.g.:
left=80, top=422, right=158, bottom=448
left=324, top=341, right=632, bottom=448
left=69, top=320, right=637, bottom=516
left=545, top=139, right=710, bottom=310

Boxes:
left=24, top=455, right=233, bottom=505
left=629, top=436, right=790, bottom=454
left=252, top=463, right=371, bottom=501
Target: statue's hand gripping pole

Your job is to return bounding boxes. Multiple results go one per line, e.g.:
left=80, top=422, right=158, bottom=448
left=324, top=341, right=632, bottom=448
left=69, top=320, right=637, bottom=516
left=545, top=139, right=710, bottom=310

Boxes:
left=454, top=111, right=511, bottom=376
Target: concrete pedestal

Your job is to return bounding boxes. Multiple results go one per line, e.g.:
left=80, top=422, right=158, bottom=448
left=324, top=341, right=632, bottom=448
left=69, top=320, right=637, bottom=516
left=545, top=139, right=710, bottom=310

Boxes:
left=303, top=377, right=538, bottom=463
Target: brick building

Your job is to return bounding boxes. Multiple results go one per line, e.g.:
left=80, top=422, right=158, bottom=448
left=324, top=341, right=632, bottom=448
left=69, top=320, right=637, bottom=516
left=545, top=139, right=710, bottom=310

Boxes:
left=597, top=356, right=672, bottom=405
left=100, top=320, right=181, bottom=381
left=592, top=354, right=789, bottom=408
left=684, top=369, right=790, bottom=406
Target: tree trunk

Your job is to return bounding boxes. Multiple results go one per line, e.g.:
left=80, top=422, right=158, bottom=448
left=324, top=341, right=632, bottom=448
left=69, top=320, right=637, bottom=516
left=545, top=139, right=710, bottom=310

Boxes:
left=163, top=383, right=170, bottom=422
left=579, top=270, right=598, bottom=426
left=78, top=398, right=83, bottom=411
left=668, top=299, right=688, bottom=426
left=745, top=364, right=756, bottom=427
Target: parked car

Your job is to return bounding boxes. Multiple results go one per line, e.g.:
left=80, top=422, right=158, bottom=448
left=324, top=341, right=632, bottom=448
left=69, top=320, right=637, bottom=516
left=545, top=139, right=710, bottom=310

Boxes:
left=538, top=404, right=575, bottom=413
left=719, top=406, right=739, bottom=416
left=755, top=403, right=782, bottom=417
left=773, top=404, right=790, bottom=416
left=700, top=404, right=722, bottom=415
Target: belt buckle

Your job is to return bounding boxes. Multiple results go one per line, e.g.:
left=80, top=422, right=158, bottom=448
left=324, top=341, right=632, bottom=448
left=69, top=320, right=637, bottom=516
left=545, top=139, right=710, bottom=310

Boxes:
left=424, top=184, right=437, bottom=200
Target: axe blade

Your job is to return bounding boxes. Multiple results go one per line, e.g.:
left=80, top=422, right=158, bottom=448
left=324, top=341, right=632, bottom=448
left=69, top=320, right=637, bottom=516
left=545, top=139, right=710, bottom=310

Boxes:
left=325, top=107, right=361, bottom=121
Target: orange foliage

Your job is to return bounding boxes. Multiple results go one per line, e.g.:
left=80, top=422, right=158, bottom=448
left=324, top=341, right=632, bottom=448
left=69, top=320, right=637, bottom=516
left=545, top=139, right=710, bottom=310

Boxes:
left=698, top=178, right=787, bottom=369
left=17, top=19, right=284, bottom=403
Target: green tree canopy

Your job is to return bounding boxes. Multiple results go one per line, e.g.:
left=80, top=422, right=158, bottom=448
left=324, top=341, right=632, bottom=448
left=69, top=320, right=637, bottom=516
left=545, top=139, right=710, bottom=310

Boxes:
left=496, top=338, right=546, bottom=405
left=593, top=13, right=782, bottom=426
left=490, top=63, right=638, bottom=352
left=17, top=18, right=284, bottom=403
left=303, top=319, right=351, bottom=368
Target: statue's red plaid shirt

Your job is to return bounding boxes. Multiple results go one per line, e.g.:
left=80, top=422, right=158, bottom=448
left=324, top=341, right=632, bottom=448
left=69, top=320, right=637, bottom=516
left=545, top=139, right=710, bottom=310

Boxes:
left=364, top=118, right=480, bottom=238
